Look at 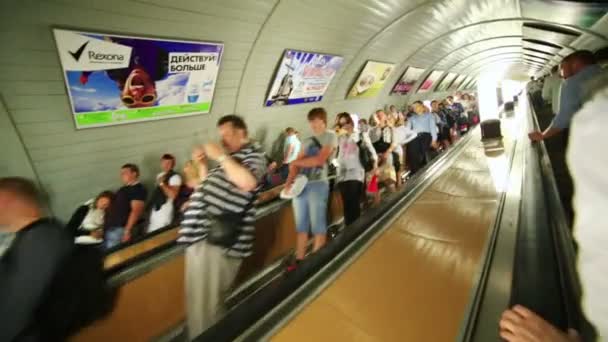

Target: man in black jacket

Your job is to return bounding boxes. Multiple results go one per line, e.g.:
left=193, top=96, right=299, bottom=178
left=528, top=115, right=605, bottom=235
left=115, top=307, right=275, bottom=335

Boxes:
left=0, top=177, right=72, bottom=341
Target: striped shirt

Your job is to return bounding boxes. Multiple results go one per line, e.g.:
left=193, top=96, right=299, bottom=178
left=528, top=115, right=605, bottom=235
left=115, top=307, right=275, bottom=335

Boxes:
left=178, top=142, right=266, bottom=258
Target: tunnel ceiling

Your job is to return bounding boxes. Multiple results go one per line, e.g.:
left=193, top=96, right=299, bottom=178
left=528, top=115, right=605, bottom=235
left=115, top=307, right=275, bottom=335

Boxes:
left=223, top=0, right=608, bottom=115
left=386, top=0, right=608, bottom=83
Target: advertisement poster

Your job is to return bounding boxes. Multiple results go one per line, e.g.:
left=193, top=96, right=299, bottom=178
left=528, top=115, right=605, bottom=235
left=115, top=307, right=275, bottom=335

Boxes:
left=53, top=29, right=223, bottom=129
left=457, top=76, right=473, bottom=91
left=347, top=61, right=395, bottom=99
left=265, top=49, right=344, bottom=106
left=466, top=79, right=478, bottom=90
left=449, top=74, right=467, bottom=91
left=435, top=72, right=458, bottom=92
left=417, top=70, right=444, bottom=93
left=391, top=66, right=424, bottom=95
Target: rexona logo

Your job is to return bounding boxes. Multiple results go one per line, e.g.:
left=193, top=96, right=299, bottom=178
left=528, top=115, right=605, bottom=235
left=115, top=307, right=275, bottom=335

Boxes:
left=87, top=51, right=126, bottom=62
left=54, top=29, right=132, bottom=71
left=68, top=41, right=126, bottom=63
left=69, top=41, right=127, bottom=64
left=69, top=41, right=89, bottom=62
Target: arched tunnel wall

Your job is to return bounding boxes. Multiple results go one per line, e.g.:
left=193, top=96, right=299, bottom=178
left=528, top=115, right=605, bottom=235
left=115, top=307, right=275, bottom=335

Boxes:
left=0, top=0, right=606, bottom=218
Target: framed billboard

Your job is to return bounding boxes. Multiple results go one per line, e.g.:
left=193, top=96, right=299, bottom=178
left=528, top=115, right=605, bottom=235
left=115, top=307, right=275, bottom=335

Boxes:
left=458, top=76, right=473, bottom=90
left=53, top=29, right=224, bottom=129
left=391, top=66, right=424, bottom=95
left=417, top=70, right=444, bottom=93
left=265, top=49, right=344, bottom=106
left=347, top=61, right=395, bottom=99
left=448, top=74, right=467, bottom=91
left=435, top=72, right=458, bottom=92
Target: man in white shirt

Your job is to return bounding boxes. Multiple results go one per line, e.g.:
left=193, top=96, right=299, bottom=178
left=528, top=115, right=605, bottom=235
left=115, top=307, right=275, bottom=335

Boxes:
left=500, top=84, right=608, bottom=342
left=283, top=127, right=301, bottom=165
left=567, top=85, right=608, bottom=340
left=542, top=66, right=562, bottom=115
left=148, top=154, right=182, bottom=232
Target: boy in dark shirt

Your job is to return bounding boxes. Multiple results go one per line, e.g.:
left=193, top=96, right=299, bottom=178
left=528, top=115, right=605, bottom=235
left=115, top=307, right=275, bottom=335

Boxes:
left=104, top=164, right=147, bottom=249
left=0, top=177, right=73, bottom=341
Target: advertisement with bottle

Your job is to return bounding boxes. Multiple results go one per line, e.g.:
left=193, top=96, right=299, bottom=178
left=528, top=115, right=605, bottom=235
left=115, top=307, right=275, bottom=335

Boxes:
left=53, top=29, right=223, bottom=129
left=265, top=49, right=344, bottom=106
left=347, top=61, right=395, bottom=99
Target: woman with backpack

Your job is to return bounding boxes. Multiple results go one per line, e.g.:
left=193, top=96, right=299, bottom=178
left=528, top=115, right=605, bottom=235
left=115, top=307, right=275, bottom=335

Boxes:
left=334, top=112, right=378, bottom=226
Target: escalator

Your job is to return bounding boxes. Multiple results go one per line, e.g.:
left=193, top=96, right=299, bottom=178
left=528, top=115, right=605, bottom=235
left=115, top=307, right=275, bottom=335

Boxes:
left=198, top=96, right=585, bottom=341
left=71, top=95, right=585, bottom=342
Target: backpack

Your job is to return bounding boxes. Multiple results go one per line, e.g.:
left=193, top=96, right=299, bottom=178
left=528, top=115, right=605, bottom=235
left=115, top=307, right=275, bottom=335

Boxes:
left=310, top=137, right=337, bottom=177
left=37, top=244, right=114, bottom=341
left=357, top=133, right=375, bottom=172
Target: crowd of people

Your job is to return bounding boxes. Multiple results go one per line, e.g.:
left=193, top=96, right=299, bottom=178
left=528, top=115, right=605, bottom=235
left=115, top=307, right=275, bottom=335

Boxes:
left=0, top=89, right=478, bottom=340
left=59, top=93, right=479, bottom=255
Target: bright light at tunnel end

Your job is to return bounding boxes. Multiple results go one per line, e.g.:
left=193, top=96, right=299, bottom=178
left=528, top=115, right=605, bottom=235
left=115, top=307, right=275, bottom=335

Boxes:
left=478, top=74, right=499, bottom=121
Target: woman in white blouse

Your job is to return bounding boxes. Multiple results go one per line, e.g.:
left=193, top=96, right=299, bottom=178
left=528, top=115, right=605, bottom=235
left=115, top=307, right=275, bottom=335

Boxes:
left=334, top=112, right=378, bottom=225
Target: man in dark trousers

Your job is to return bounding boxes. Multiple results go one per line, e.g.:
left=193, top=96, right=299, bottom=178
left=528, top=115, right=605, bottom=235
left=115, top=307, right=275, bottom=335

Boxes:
left=0, top=177, right=73, bottom=341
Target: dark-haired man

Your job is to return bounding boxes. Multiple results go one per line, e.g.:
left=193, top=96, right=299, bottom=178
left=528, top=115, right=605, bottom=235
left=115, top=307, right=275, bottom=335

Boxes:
left=179, top=115, right=266, bottom=339
left=0, top=177, right=72, bottom=341
left=528, top=50, right=602, bottom=222
left=148, top=154, right=182, bottom=233
left=529, top=50, right=602, bottom=143
left=104, top=164, right=147, bottom=249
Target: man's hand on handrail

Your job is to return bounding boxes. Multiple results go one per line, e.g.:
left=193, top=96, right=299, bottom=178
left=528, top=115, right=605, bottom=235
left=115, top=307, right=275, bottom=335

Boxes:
left=500, top=305, right=581, bottom=342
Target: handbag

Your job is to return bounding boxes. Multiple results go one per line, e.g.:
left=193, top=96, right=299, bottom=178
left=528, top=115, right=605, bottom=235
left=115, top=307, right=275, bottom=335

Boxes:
left=357, top=133, right=375, bottom=172
left=207, top=196, right=255, bottom=248
left=206, top=212, right=243, bottom=248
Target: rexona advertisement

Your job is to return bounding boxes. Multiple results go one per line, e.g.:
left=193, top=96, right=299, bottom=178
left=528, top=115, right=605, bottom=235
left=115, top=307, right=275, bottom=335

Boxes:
left=265, top=49, right=344, bottom=106
left=347, top=61, right=395, bottom=99
left=391, top=66, right=424, bottom=95
left=417, top=70, right=444, bottom=93
left=53, top=29, right=223, bottom=129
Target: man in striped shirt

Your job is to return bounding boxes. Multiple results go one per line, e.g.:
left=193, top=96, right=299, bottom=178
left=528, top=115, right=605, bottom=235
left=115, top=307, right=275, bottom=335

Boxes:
left=178, top=115, right=266, bottom=339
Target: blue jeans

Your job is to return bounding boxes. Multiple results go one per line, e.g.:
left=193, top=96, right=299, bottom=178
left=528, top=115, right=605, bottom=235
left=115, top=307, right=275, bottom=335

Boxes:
left=292, top=181, right=329, bottom=235
left=104, top=226, right=124, bottom=249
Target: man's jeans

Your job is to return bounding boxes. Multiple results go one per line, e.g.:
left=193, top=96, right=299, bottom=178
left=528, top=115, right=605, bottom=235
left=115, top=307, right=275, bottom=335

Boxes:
left=292, top=181, right=329, bottom=235
left=104, top=226, right=124, bottom=249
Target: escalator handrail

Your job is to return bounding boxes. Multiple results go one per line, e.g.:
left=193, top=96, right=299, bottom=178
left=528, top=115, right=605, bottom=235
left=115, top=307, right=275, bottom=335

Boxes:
left=511, top=94, right=582, bottom=330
